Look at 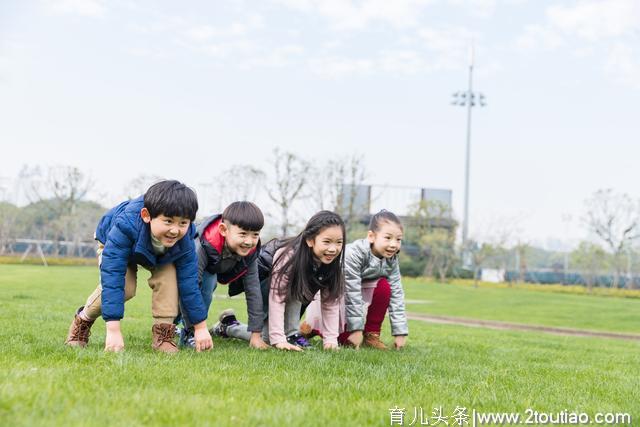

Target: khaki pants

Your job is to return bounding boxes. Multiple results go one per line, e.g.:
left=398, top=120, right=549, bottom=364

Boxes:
left=82, top=245, right=178, bottom=324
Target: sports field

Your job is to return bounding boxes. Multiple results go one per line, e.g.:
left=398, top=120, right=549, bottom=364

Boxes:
left=1, top=265, right=638, bottom=426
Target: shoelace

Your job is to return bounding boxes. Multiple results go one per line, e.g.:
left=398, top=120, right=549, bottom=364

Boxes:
left=73, top=321, right=92, bottom=340
left=157, top=327, right=175, bottom=344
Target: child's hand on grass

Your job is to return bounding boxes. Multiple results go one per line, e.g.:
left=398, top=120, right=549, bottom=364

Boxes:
left=323, top=342, right=339, bottom=351
left=273, top=342, right=303, bottom=351
left=249, top=332, right=269, bottom=350
left=105, top=321, right=125, bottom=352
left=193, top=322, right=213, bottom=352
left=393, top=335, right=406, bottom=350
left=347, top=330, right=363, bottom=349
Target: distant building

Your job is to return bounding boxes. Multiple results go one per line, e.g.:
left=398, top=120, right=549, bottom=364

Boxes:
left=340, top=183, right=455, bottom=230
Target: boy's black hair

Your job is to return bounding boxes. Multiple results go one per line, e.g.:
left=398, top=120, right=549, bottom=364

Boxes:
left=369, top=209, right=403, bottom=232
left=143, top=180, right=198, bottom=221
left=222, top=201, right=264, bottom=232
left=272, top=210, right=346, bottom=304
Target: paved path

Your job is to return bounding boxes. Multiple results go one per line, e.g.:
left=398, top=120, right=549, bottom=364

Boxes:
left=407, top=313, right=640, bottom=341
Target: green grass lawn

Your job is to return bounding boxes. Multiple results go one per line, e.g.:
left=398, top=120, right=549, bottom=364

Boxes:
left=1, top=265, right=638, bottom=427
left=403, top=278, right=640, bottom=334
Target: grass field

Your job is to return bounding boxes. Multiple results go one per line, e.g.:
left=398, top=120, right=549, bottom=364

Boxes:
left=1, top=265, right=638, bottom=427
left=403, top=278, right=640, bottom=333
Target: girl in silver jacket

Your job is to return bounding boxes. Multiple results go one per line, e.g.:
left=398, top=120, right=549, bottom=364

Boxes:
left=303, top=210, right=408, bottom=349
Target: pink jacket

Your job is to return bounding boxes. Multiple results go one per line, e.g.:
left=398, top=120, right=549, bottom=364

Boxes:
left=268, top=247, right=341, bottom=345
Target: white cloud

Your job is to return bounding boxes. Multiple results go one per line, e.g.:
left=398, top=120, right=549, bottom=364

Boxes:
left=447, top=0, right=498, bottom=17
left=44, top=0, right=106, bottom=17
left=605, top=43, right=640, bottom=88
left=274, top=0, right=434, bottom=30
left=308, top=56, right=374, bottom=77
left=417, top=26, right=479, bottom=68
left=124, top=46, right=171, bottom=60
left=547, top=0, right=640, bottom=41
left=196, top=40, right=258, bottom=59
left=184, top=14, right=264, bottom=42
left=243, top=45, right=306, bottom=68
left=513, top=0, right=640, bottom=89
left=417, top=26, right=476, bottom=52
left=379, top=49, right=430, bottom=74
left=514, top=24, right=564, bottom=51
left=515, top=0, right=640, bottom=52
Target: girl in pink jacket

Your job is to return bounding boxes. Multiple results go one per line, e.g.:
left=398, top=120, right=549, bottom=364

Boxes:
left=269, top=211, right=346, bottom=351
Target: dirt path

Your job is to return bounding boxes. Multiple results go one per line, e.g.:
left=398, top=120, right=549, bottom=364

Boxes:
left=407, top=313, right=640, bottom=341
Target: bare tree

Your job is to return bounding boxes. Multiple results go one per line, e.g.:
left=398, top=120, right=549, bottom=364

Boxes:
left=308, top=154, right=368, bottom=230
left=16, top=165, right=44, bottom=204
left=14, top=165, right=96, bottom=255
left=267, top=148, right=309, bottom=237
left=125, top=174, right=164, bottom=199
left=584, top=189, right=640, bottom=288
left=0, top=202, right=20, bottom=255
left=218, top=165, right=266, bottom=207
left=46, top=166, right=94, bottom=215
left=332, top=155, right=367, bottom=228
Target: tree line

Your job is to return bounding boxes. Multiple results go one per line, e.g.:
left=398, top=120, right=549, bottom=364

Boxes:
left=1, top=152, right=639, bottom=290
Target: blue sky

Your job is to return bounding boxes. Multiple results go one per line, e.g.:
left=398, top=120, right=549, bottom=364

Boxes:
left=0, top=0, right=638, bottom=248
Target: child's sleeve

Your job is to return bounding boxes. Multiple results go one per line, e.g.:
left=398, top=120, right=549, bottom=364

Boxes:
left=174, top=236, right=208, bottom=326
left=195, top=240, right=208, bottom=285
left=268, top=251, right=290, bottom=345
left=344, top=245, right=366, bottom=332
left=320, top=292, right=340, bottom=346
left=100, top=218, right=135, bottom=322
left=243, top=259, right=264, bottom=333
left=387, top=261, right=409, bottom=336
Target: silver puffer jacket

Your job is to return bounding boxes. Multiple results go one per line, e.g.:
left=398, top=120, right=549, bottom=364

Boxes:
left=344, top=238, right=408, bottom=336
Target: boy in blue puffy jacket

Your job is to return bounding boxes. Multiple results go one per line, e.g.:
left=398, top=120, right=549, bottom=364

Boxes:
left=64, top=180, right=212, bottom=353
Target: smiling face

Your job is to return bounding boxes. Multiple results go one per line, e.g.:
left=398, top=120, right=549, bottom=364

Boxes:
left=219, top=221, right=260, bottom=257
left=141, top=208, right=191, bottom=248
left=306, top=225, right=344, bottom=265
left=368, top=220, right=403, bottom=259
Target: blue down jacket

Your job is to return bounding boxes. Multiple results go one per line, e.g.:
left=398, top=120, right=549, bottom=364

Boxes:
left=95, top=196, right=207, bottom=324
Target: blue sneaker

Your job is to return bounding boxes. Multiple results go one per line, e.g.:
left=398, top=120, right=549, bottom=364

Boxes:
left=287, top=332, right=314, bottom=349
left=178, top=327, right=196, bottom=349
left=209, top=309, right=240, bottom=338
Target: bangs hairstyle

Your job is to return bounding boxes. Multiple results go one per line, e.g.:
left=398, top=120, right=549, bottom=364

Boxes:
left=369, top=209, right=403, bottom=232
left=143, top=180, right=198, bottom=221
left=222, top=201, right=264, bottom=232
left=272, top=211, right=346, bottom=304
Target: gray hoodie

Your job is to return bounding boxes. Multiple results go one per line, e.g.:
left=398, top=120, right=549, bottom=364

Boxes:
left=344, top=238, right=409, bottom=336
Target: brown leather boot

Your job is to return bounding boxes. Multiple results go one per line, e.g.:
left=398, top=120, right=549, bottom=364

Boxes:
left=152, top=323, right=179, bottom=354
left=65, top=307, right=95, bottom=348
left=363, top=332, right=388, bottom=350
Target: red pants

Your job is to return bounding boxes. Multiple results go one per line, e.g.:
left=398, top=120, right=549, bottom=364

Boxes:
left=338, top=277, right=391, bottom=343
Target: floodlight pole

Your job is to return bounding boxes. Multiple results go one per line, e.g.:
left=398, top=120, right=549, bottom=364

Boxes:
left=451, top=44, right=485, bottom=267
left=463, top=48, right=474, bottom=251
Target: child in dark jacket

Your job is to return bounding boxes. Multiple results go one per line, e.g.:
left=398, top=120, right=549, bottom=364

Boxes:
left=213, top=210, right=346, bottom=351
left=65, top=180, right=212, bottom=353
left=177, top=201, right=269, bottom=350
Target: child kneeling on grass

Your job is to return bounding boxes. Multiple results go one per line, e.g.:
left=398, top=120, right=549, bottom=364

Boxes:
left=213, top=211, right=346, bottom=351
left=175, top=201, right=269, bottom=350
left=65, top=180, right=212, bottom=353
left=302, top=209, right=408, bottom=350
